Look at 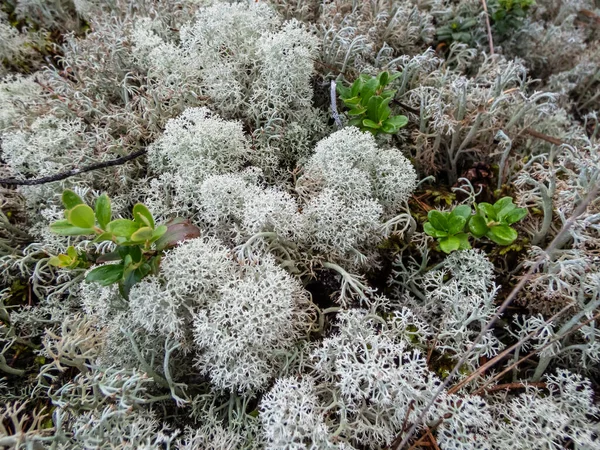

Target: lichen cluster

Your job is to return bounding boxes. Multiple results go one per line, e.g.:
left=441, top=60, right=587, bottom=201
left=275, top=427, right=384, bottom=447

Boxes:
left=1, top=0, right=599, bottom=448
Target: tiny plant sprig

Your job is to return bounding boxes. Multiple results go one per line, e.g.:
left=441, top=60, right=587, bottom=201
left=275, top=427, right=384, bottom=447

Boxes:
left=336, top=71, right=408, bottom=135
left=424, top=197, right=527, bottom=253
left=436, top=17, right=479, bottom=44
left=489, top=0, right=535, bottom=38
left=468, top=196, right=528, bottom=245
left=49, top=190, right=200, bottom=298
left=424, top=205, right=472, bottom=253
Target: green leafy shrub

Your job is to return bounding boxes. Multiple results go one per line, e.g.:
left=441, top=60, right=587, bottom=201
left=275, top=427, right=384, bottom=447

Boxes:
left=47, top=245, right=88, bottom=269
left=336, top=71, right=408, bottom=135
left=468, top=196, right=527, bottom=245
left=436, top=17, right=478, bottom=45
left=424, top=197, right=527, bottom=253
left=423, top=205, right=472, bottom=253
left=489, top=0, right=535, bottom=38
left=49, top=190, right=200, bottom=298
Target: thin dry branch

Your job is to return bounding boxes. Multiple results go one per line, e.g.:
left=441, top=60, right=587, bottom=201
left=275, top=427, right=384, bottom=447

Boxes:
left=477, top=381, right=547, bottom=394
left=0, top=149, right=147, bottom=186
left=524, top=128, right=566, bottom=146
left=472, top=310, right=600, bottom=396
left=425, top=427, right=441, bottom=450
left=481, top=0, right=495, bottom=55
left=447, top=303, right=574, bottom=395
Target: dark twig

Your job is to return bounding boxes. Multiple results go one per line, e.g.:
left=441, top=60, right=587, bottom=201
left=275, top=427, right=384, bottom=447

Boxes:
left=0, top=149, right=147, bottom=186
left=447, top=303, right=574, bottom=395
left=403, top=414, right=451, bottom=450
left=425, top=427, right=441, bottom=450
left=386, top=413, right=451, bottom=450
left=524, top=128, right=566, bottom=146
left=472, top=310, right=600, bottom=396
left=401, top=400, right=415, bottom=432
left=476, top=381, right=547, bottom=394
left=392, top=99, right=420, bottom=115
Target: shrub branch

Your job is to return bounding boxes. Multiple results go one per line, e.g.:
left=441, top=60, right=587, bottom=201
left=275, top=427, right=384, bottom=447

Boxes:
left=0, top=149, right=147, bottom=186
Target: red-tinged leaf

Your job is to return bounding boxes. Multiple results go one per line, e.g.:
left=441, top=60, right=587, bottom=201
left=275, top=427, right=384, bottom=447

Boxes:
left=154, top=218, right=201, bottom=251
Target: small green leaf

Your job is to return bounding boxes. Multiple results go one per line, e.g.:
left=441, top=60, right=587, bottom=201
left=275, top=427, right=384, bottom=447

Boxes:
left=378, top=96, right=392, bottom=122
left=388, top=72, right=402, bottom=82
left=149, top=255, right=162, bottom=275
left=505, top=207, right=527, bottom=224
left=478, top=202, right=496, bottom=221
left=62, top=189, right=84, bottom=210
left=138, top=263, right=151, bottom=278
left=50, top=219, right=94, bottom=236
left=119, top=268, right=143, bottom=300
left=381, top=121, right=399, bottom=134
left=95, top=251, right=122, bottom=263
left=452, top=31, right=471, bottom=42
left=423, top=221, right=436, bottom=236
left=493, top=197, right=514, bottom=212
left=130, top=226, right=154, bottom=242
left=48, top=256, right=62, bottom=267
left=133, top=203, right=154, bottom=228
left=68, top=204, right=96, bottom=229
left=107, top=219, right=139, bottom=238
left=456, top=233, right=471, bottom=250
left=427, top=210, right=449, bottom=231
left=366, top=95, right=383, bottom=122
left=348, top=106, right=367, bottom=116
left=343, top=96, right=361, bottom=106
left=336, top=82, right=351, bottom=99
left=468, top=215, right=489, bottom=238
left=437, top=29, right=452, bottom=40
left=497, top=204, right=517, bottom=222
left=377, top=71, right=389, bottom=86
left=67, top=246, right=77, bottom=259
left=150, top=225, right=168, bottom=243
left=384, top=115, right=408, bottom=130
left=424, top=222, right=448, bottom=238
left=118, top=246, right=130, bottom=259
left=57, top=254, right=72, bottom=266
left=95, top=194, right=112, bottom=230
left=452, top=205, right=472, bottom=220
left=461, top=18, right=478, bottom=28
left=361, top=77, right=379, bottom=103
left=439, top=236, right=461, bottom=254
left=93, top=232, right=114, bottom=243
left=86, top=264, right=124, bottom=286
left=487, top=225, right=518, bottom=245
left=447, top=215, right=467, bottom=235
left=362, top=118, right=381, bottom=129
left=129, top=245, right=142, bottom=264
left=350, top=77, right=364, bottom=97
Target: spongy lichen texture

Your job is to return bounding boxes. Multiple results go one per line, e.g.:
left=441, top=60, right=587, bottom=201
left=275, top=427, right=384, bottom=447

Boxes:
left=0, top=0, right=599, bottom=449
